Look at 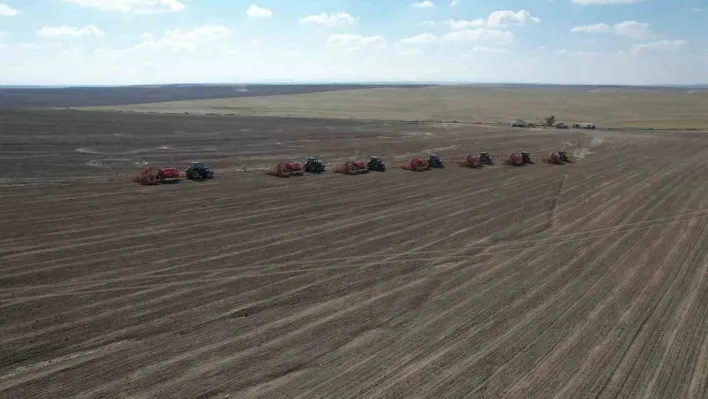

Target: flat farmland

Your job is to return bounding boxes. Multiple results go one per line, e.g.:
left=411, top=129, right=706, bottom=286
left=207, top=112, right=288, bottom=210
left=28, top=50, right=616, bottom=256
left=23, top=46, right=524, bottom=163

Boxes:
left=2, top=110, right=708, bottom=398
left=76, top=85, right=708, bottom=129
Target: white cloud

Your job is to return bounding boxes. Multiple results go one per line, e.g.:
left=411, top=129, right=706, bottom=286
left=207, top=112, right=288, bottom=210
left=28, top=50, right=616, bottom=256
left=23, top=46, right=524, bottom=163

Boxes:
left=694, top=8, right=707, bottom=12
left=613, top=21, right=650, bottom=39
left=38, top=25, right=105, bottom=38
left=284, top=51, right=301, bottom=56
left=537, top=46, right=547, bottom=50
left=0, top=31, right=6, bottom=38
left=246, top=4, right=272, bottom=18
left=412, top=1, right=434, bottom=8
left=250, top=39, right=259, bottom=46
left=326, top=34, right=386, bottom=47
left=401, top=33, right=438, bottom=44
left=488, top=10, right=541, bottom=27
left=0, top=4, right=20, bottom=16
left=442, top=28, right=514, bottom=43
left=570, top=23, right=612, bottom=33
left=445, top=19, right=485, bottom=30
left=299, top=12, right=356, bottom=26
left=571, top=21, right=650, bottom=39
left=135, top=25, right=230, bottom=51
left=451, top=0, right=458, bottom=6
left=629, top=40, right=686, bottom=56
left=571, top=0, right=647, bottom=4
left=401, top=29, right=513, bottom=45
left=421, top=20, right=436, bottom=26
left=158, top=25, right=229, bottom=42
left=61, top=0, right=184, bottom=14
left=446, top=10, right=540, bottom=30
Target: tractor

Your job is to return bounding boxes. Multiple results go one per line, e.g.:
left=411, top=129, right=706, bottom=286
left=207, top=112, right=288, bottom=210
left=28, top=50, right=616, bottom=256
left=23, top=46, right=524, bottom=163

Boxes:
left=367, top=156, right=386, bottom=171
left=479, top=152, right=494, bottom=165
left=521, top=151, right=534, bottom=164
left=428, top=154, right=445, bottom=168
left=304, top=156, right=326, bottom=173
left=185, top=162, right=214, bottom=180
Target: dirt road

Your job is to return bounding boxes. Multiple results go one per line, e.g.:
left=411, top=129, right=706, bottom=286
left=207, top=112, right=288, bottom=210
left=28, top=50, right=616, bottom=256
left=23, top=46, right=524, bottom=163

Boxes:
left=2, top=111, right=708, bottom=398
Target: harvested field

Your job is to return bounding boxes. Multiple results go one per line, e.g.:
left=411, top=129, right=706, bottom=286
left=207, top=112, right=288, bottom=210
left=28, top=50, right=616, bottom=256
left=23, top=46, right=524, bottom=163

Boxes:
left=76, top=85, right=708, bottom=129
left=3, top=110, right=708, bottom=398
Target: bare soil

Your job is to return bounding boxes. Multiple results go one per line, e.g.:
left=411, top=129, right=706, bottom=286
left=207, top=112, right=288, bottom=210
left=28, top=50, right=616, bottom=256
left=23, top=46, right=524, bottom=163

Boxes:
left=2, top=110, right=708, bottom=398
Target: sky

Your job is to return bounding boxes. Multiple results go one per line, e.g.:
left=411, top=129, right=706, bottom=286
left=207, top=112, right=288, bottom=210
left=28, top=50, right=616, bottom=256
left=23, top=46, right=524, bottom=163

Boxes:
left=0, top=0, right=707, bottom=85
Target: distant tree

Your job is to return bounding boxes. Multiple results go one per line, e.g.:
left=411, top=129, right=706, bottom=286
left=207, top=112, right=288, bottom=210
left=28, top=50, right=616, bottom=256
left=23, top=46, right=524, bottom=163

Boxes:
left=544, top=115, right=556, bottom=127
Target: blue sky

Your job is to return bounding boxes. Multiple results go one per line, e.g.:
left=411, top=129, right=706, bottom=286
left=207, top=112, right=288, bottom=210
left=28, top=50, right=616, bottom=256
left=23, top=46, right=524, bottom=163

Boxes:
left=0, top=0, right=706, bottom=85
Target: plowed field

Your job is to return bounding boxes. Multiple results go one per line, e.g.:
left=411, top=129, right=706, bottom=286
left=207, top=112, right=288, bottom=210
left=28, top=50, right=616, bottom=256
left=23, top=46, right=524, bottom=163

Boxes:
left=2, top=111, right=708, bottom=398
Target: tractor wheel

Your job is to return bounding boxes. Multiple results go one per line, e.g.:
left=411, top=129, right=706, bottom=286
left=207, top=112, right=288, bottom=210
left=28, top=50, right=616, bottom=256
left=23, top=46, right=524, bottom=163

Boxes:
left=190, top=170, right=200, bottom=180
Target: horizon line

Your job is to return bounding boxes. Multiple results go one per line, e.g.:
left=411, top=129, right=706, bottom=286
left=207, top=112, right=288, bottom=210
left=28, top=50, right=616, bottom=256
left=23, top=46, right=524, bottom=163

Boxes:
left=2, top=81, right=708, bottom=89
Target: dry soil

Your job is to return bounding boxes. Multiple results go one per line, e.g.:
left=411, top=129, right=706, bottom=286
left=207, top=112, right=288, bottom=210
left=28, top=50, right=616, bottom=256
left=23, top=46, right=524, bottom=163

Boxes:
left=77, top=86, right=708, bottom=129
left=2, top=110, right=708, bottom=398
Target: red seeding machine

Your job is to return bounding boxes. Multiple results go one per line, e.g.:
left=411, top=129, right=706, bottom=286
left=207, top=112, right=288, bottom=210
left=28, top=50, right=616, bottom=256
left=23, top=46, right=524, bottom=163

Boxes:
left=132, top=167, right=184, bottom=185
left=456, top=153, right=482, bottom=168
left=401, top=157, right=430, bottom=172
left=502, top=152, right=524, bottom=166
left=135, top=147, right=579, bottom=184
left=267, top=162, right=305, bottom=177
left=543, top=151, right=573, bottom=165
left=333, top=160, right=367, bottom=175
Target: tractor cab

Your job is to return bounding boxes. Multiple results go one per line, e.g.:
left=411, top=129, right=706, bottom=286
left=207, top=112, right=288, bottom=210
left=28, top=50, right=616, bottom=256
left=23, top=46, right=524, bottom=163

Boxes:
left=367, top=156, right=386, bottom=171
left=521, top=151, right=533, bottom=164
left=186, top=162, right=214, bottom=180
left=304, top=156, right=326, bottom=173
left=479, top=152, right=493, bottom=165
left=558, top=151, right=571, bottom=163
left=428, top=154, right=444, bottom=168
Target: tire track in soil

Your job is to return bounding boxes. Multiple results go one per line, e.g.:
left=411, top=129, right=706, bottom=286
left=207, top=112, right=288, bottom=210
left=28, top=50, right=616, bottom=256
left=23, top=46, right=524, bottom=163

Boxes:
left=493, top=169, right=708, bottom=398
left=349, top=148, right=704, bottom=398
left=3, top=115, right=708, bottom=398
left=542, top=166, right=708, bottom=398
left=74, top=150, right=644, bottom=396
left=0, top=171, right=550, bottom=365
